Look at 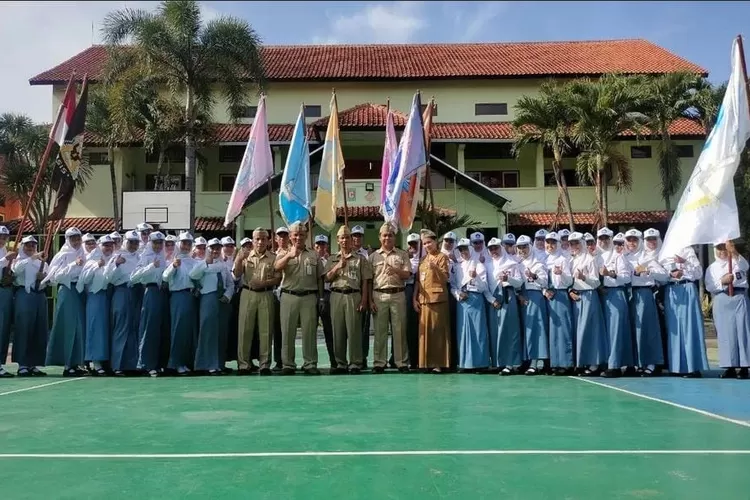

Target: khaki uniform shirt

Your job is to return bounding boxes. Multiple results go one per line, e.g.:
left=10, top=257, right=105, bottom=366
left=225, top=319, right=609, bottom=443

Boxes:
left=277, top=248, right=322, bottom=292
left=324, top=252, right=372, bottom=291
left=242, top=249, right=280, bottom=289
left=418, top=252, right=450, bottom=304
left=369, top=247, right=410, bottom=290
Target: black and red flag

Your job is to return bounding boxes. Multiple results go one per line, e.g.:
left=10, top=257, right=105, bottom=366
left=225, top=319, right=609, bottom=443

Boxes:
left=49, top=77, right=89, bottom=221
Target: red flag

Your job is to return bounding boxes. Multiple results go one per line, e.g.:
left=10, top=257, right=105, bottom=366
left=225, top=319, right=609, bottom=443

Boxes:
left=50, top=83, right=78, bottom=147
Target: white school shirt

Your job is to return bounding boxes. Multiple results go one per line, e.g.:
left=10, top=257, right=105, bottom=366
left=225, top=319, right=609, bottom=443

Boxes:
left=79, top=254, right=114, bottom=294
left=130, top=254, right=167, bottom=286
left=486, top=254, right=523, bottom=298
left=103, top=250, right=140, bottom=287
left=162, top=254, right=199, bottom=292
left=626, top=249, right=668, bottom=287
left=519, top=254, right=548, bottom=291
left=660, top=246, right=702, bottom=283
left=11, top=255, right=48, bottom=292
left=705, top=256, right=749, bottom=294
left=46, top=249, right=85, bottom=289
left=599, top=247, right=632, bottom=288
left=570, top=252, right=601, bottom=291
left=450, top=259, right=489, bottom=301
left=545, top=252, right=573, bottom=290
left=0, top=247, right=10, bottom=271
left=189, top=259, right=234, bottom=300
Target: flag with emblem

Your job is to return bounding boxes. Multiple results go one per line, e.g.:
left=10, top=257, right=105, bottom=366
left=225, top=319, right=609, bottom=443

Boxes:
left=314, top=91, right=345, bottom=232
left=49, top=77, right=89, bottom=221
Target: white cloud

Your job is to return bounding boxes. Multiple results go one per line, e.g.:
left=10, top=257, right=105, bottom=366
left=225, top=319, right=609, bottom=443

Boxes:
left=456, top=2, right=510, bottom=42
left=312, top=1, right=428, bottom=45
left=0, top=1, right=224, bottom=124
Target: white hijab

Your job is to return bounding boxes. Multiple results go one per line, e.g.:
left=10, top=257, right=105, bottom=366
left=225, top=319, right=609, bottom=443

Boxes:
left=41, top=233, right=84, bottom=286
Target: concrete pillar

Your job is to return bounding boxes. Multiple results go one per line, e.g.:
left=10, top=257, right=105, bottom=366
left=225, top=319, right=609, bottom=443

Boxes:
left=457, top=143, right=466, bottom=173
left=234, top=214, right=245, bottom=243
left=273, top=146, right=282, bottom=173
left=535, top=143, right=545, bottom=188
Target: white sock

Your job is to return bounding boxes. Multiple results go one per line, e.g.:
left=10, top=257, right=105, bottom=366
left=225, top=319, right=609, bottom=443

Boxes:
left=93, top=361, right=103, bottom=370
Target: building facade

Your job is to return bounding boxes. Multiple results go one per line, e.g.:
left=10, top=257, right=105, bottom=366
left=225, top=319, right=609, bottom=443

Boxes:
left=27, top=39, right=706, bottom=248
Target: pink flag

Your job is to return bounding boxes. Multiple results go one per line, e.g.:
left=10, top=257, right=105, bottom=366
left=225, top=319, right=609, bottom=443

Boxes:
left=379, top=108, right=398, bottom=222
left=224, top=95, right=274, bottom=227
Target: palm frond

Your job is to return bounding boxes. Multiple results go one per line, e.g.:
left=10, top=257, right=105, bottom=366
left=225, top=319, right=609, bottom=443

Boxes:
left=415, top=203, right=483, bottom=238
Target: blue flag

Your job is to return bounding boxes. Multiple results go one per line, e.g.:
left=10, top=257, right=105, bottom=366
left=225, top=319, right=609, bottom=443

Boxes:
left=279, top=105, right=312, bottom=226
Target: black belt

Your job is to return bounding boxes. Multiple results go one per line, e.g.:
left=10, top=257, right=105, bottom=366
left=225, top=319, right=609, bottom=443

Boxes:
left=243, top=285, right=274, bottom=292
left=375, top=287, right=405, bottom=294
left=145, top=283, right=160, bottom=288
left=281, top=289, right=317, bottom=297
left=331, top=288, right=359, bottom=295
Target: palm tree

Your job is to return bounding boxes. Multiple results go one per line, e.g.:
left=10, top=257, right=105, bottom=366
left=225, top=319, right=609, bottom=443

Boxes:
left=640, top=72, right=703, bottom=214
left=87, top=88, right=124, bottom=228
left=566, top=74, right=647, bottom=227
left=102, top=0, right=266, bottom=231
left=416, top=203, right=483, bottom=238
left=692, top=78, right=728, bottom=134
left=512, top=80, right=576, bottom=231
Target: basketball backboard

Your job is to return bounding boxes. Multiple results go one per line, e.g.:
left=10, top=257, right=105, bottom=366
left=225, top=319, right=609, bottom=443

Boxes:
left=122, top=191, right=191, bottom=230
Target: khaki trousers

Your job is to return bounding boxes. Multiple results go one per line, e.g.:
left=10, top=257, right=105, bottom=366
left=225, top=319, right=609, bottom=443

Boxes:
left=237, top=289, right=275, bottom=370
left=372, top=290, right=409, bottom=368
left=280, top=292, right=318, bottom=369
left=330, top=291, right=363, bottom=369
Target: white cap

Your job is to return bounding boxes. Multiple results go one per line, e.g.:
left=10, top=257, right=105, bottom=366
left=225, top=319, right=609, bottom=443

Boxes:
left=502, top=233, right=516, bottom=244
left=314, top=235, right=328, bottom=244
left=239, top=237, right=253, bottom=246
left=351, top=225, right=365, bottom=235
left=545, top=232, right=560, bottom=242
left=516, top=235, right=532, bottom=246
left=207, top=238, right=222, bottom=247
left=584, top=232, right=595, bottom=242
left=178, top=231, right=194, bottom=242
left=597, top=227, right=614, bottom=238
left=568, top=232, right=584, bottom=242
left=109, top=231, right=122, bottom=240
left=407, top=233, right=420, bottom=243
left=194, top=237, right=207, bottom=246
left=443, top=231, right=457, bottom=241
left=469, top=232, right=484, bottom=243
left=82, top=233, right=96, bottom=242
left=21, top=235, right=37, bottom=245
left=65, top=227, right=82, bottom=238
left=613, top=232, right=625, bottom=243
left=149, top=231, right=165, bottom=241
left=125, top=230, right=140, bottom=241
left=625, top=229, right=642, bottom=239
left=136, top=223, right=153, bottom=232
left=457, top=238, right=470, bottom=248
left=221, top=236, right=235, bottom=246
left=558, top=229, right=570, bottom=237
left=275, top=227, right=289, bottom=235
left=644, top=228, right=660, bottom=239
left=98, top=235, right=114, bottom=245
left=487, top=237, right=502, bottom=247
left=534, top=229, right=548, bottom=239
left=165, top=235, right=178, bottom=242
left=0, top=226, right=9, bottom=235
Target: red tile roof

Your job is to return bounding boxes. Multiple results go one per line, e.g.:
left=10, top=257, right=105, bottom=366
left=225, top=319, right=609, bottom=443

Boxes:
left=29, top=40, right=706, bottom=85
left=509, top=211, right=669, bottom=226
left=3, top=217, right=233, bottom=235
left=325, top=205, right=455, bottom=221
left=432, top=122, right=515, bottom=141
left=312, top=103, right=408, bottom=129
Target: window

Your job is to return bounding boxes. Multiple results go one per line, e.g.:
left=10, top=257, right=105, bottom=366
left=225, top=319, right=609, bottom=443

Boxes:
left=464, top=143, right=514, bottom=160
left=220, top=174, right=236, bottom=192
left=88, top=151, right=109, bottom=165
left=304, top=105, right=322, bottom=118
left=544, top=170, right=590, bottom=187
left=145, top=174, right=185, bottom=190
left=465, top=170, right=519, bottom=188
left=676, top=145, right=694, bottom=158
left=232, top=105, right=257, bottom=119
left=630, top=146, right=652, bottom=159
left=145, top=147, right=185, bottom=164
left=474, top=103, right=508, bottom=116
left=420, top=104, right=438, bottom=117
left=219, top=145, right=245, bottom=163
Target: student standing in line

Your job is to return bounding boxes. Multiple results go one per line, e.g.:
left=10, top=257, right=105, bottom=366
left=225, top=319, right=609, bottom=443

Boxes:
left=105, top=231, right=141, bottom=376
left=44, top=227, right=87, bottom=377
left=159, top=234, right=178, bottom=372
left=78, top=235, right=115, bottom=375
left=220, top=236, right=238, bottom=373
left=272, top=226, right=290, bottom=372
left=516, top=235, right=549, bottom=375
left=351, top=225, right=372, bottom=367
left=82, top=233, right=97, bottom=258
left=11, top=236, right=48, bottom=377
left=0, top=226, right=16, bottom=377
left=543, top=232, right=575, bottom=375
left=314, top=234, right=336, bottom=368
left=404, top=233, right=422, bottom=369
left=705, top=242, right=749, bottom=379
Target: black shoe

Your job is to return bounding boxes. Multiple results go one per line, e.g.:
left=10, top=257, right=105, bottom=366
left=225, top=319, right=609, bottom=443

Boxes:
left=329, top=367, right=347, bottom=375
left=0, top=369, right=14, bottom=378
left=682, top=371, right=702, bottom=378
left=601, top=369, right=621, bottom=378
left=249, top=364, right=259, bottom=373
left=372, top=366, right=385, bottom=374
left=738, top=368, right=749, bottom=380
left=349, top=367, right=362, bottom=375
left=281, top=368, right=295, bottom=376
left=273, top=364, right=283, bottom=373
left=222, top=367, right=234, bottom=374
left=304, top=368, right=321, bottom=376
left=398, top=366, right=410, bottom=374
left=236, top=369, right=253, bottom=376
left=721, top=368, right=737, bottom=379
left=259, top=368, right=273, bottom=376
left=622, top=367, right=638, bottom=377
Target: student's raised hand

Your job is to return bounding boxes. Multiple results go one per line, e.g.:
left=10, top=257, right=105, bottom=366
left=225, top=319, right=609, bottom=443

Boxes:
left=115, top=255, right=126, bottom=266
left=173, top=258, right=181, bottom=268
left=98, top=258, right=105, bottom=268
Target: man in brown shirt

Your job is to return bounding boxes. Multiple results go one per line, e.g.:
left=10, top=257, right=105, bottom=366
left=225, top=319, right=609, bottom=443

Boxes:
left=323, top=225, right=372, bottom=374
left=369, top=222, right=412, bottom=373
left=273, top=222, right=324, bottom=375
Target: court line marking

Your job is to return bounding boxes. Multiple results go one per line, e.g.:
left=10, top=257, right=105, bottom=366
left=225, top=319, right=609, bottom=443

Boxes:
left=0, top=449, right=749, bottom=459
left=0, top=377, right=86, bottom=397
left=571, top=377, right=750, bottom=429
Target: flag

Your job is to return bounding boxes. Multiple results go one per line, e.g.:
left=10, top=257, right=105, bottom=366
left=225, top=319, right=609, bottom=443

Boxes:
left=223, top=95, right=274, bottom=227
left=314, top=92, right=345, bottom=232
left=379, top=107, right=398, bottom=223
left=659, top=38, right=750, bottom=259
left=49, top=78, right=89, bottom=221
left=50, top=81, right=77, bottom=147
left=396, top=99, right=434, bottom=231
left=384, top=92, right=427, bottom=231
left=279, top=105, right=312, bottom=226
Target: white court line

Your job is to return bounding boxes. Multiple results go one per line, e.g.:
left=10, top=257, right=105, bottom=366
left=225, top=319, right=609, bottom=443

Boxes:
left=571, top=376, right=750, bottom=429
left=0, top=377, right=86, bottom=397
left=0, top=449, right=749, bottom=459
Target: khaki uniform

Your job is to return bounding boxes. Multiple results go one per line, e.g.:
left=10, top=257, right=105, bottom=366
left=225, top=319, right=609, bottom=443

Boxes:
left=324, top=252, right=372, bottom=369
left=369, top=248, right=411, bottom=368
left=277, top=248, right=322, bottom=370
left=418, top=252, right=452, bottom=369
left=237, top=249, right=280, bottom=370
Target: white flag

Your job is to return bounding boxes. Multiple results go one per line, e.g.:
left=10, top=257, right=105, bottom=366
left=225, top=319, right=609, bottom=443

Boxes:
left=659, top=38, right=750, bottom=259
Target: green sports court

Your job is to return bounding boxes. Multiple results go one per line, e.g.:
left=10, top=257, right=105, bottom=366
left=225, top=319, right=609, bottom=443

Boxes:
left=1, top=340, right=749, bottom=499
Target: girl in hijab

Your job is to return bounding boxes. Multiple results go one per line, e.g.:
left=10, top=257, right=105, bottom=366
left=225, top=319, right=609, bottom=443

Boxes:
left=451, top=238, right=490, bottom=372
left=82, top=233, right=97, bottom=258
left=11, top=236, right=49, bottom=376
left=660, top=242, right=708, bottom=378
left=485, top=237, right=524, bottom=375
left=44, top=227, right=87, bottom=376
left=568, top=232, right=608, bottom=376
left=516, top=235, right=549, bottom=375
left=705, top=242, right=750, bottom=379
left=104, top=231, right=141, bottom=376
left=160, top=234, right=178, bottom=372
left=78, top=235, right=115, bottom=375
left=0, top=226, right=17, bottom=377
left=191, top=238, right=234, bottom=374
left=221, top=236, right=238, bottom=373
left=131, top=231, right=167, bottom=377
left=544, top=232, right=575, bottom=375
left=163, top=232, right=199, bottom=375
left=624, top=229, right=666, bottom=376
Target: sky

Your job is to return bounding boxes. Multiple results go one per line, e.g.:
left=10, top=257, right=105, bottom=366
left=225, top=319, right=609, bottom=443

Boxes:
left=1, top=0, right=749, bottom=123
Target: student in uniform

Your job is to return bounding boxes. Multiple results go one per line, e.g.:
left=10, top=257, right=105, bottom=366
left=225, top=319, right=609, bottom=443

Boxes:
left=136, top=223, right=153, bottom=250
left=544, top=232, right=575, bottom=375
left=78, top=235, right=115, bottom=375
left=131, top=231, right=167, bottom=377
left=351, top=225, right=372, bottom=367
left=109, top=232, right=122, bottom=249
left=44, top=227, right=87, bottom=377
left=568, top=232, right=608, bottom=376
left=274, top=222, right=323, bottom=376
left=502, top=233, right=518, bottom=260
left=452, top=238, right=490, bottom=372
left=533, top=229, right=548, bottom=260
left=11, top=236, right=48, bottom=377
left=0, top=226, right=16, bottom=377
left=193, top=237, right=207, bottom=260
left=163, top=232, right=199, bottom=375
left=485, top=237, right=523, bottom=374
left=220, top=236, right=239, bottom=373
left=368, top=222, right=409, bottom=373
left=441, top=232, right=461, bottom=263
left=325, top=225, right=372, bottom=374
left=272, top=226, right=290, bottom=372
left=705, top=242, right=749, bottom=379
left=233, top=228, right=280, bottom=376
left=314, top=234, right=336, bottom=368
left=82, top=233, right=97, bottom=258
left=558, top=229, right=571, bottom=257
left=405, top=233, right=421, bottom=369
left=160, top=234, right=178, bottom=372
left=105, top=231, right=141, bottom=376
left=191, top=238, right=234, bottom=375
left=516, top=235, right=549, bottom=375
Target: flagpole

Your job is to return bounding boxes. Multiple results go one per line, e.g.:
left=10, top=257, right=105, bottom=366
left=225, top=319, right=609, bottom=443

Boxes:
left=13, top=71, right=77, bottom=250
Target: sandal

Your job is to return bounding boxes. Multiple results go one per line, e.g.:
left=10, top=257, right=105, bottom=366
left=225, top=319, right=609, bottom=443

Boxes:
left=0, top=367, right=14, bottom=378
left=525, top=367, right=537, bottom=376
left=30, top=367, right=47, bottom=377
left=17, top=367, right=31, bottom=377
left=641, top=368, right=654, bottom=377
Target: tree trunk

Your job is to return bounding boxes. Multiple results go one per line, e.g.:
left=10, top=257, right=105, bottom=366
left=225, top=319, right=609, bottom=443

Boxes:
left=185, top=87, right=196, bottom=232
left=108, top=146, right=120, bottom=230
left=552, top=150, right=575, bottom=231
left=155, top=149, right=165, bottom=190
left=597, top=155, right=609, bottom=228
